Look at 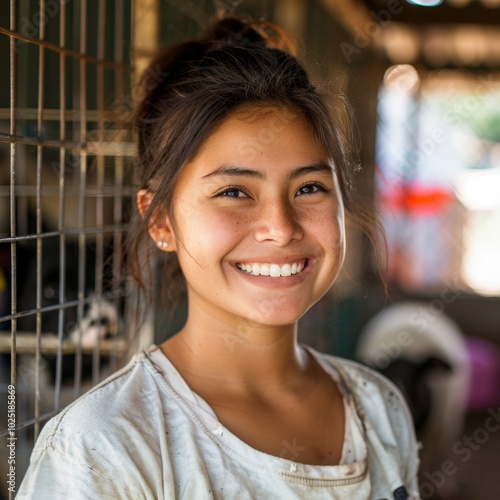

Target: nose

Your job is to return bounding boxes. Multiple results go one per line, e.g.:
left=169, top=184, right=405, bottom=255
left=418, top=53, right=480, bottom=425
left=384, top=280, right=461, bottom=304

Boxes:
left=254, top=198, right=303, bottom=245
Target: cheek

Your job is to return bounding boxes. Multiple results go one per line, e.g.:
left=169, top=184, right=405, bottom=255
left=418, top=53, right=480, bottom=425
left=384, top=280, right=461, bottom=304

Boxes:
left=307, top=207, right=344, bottom=243
left=175, top=201, right=248, bottom=251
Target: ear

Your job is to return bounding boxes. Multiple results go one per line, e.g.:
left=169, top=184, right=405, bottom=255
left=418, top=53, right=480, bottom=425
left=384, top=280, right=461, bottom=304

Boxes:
left=136, top=189, right=176, bottom=251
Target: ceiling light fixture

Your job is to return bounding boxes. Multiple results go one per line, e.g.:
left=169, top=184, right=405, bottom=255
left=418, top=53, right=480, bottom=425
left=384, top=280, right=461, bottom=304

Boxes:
left=406, top=0, right=443, bottom=6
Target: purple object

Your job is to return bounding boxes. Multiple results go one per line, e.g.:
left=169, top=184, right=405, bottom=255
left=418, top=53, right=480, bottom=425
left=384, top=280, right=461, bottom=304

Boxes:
left=465, top=337, right=500, bottom=411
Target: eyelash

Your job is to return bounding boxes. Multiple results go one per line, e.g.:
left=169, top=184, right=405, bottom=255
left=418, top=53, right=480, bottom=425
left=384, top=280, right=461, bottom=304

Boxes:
left=215, top=185, right=249, bottom=199
left=214, top=182, right=329, bottom=200
left=296, top=183, right=329, bottom=196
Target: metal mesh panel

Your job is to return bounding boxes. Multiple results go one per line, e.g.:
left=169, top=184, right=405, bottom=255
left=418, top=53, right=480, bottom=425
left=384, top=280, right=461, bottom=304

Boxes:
left=0, top=1, right=134, bottom=495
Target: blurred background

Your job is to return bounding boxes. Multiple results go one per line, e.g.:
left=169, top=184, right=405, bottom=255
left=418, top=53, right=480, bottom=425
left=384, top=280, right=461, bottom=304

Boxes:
left=1, top=1, right=499, bottom=499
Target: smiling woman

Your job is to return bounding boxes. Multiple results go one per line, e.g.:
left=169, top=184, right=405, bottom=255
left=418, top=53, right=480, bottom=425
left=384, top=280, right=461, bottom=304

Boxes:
left=139, top=107, right=345, bottom=327
left=17, top=17, right=420, bottom=500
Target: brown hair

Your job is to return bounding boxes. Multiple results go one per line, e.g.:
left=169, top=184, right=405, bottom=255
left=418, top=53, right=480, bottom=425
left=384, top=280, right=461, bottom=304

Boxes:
left=127, top=16, right=384, bottom=310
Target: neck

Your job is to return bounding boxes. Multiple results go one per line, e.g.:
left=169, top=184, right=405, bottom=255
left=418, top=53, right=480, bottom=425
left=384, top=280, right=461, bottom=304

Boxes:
left=160, top=301, right=311, bottom=391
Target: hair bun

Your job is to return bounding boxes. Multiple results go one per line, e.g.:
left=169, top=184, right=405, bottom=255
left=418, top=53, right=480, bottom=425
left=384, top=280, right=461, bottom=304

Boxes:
left=209, top=18, right=266, bottom=46
left=135, top=15, right=297, bottom=130
left=203, top=17, right=296, bottom=54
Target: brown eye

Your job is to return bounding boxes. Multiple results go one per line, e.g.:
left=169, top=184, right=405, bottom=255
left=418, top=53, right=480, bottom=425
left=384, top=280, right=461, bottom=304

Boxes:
left=222, top=189, right=243, bottom=197
left=216, top=186, right=249, bottom=199
left=296, top=183, right=326, bottom=196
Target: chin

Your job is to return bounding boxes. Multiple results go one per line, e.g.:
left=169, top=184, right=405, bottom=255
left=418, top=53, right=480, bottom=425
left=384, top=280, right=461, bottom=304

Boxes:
left=241, top=303, right=312, bottom=328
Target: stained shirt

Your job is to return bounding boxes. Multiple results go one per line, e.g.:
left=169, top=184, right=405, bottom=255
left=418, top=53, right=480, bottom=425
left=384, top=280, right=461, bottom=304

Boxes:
left=17, top=345, right=420, bottom=499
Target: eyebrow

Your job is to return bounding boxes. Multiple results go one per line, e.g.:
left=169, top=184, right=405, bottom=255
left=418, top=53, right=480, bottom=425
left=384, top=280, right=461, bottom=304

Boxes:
left=201, top=162, right=334, bottom=181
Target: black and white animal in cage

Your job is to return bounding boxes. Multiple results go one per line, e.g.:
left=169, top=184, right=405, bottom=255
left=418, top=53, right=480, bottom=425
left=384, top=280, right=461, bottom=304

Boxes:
left=3, top=236, right=124, bottom=385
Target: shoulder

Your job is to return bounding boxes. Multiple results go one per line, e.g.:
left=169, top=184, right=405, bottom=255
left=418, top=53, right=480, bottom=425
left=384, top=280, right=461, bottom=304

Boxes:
left=308, top=348, right=418, bottom=453
left=310, top=348, right=409, bottom=408
left=310, top=348, right=403, bottom=395
left=310, top=348, right=420, bottom=492
left=41, top=350, right=164, bottom=452
left=18, top=350, right=173, bottom=498
left=30, top=349, right=173, bottom=473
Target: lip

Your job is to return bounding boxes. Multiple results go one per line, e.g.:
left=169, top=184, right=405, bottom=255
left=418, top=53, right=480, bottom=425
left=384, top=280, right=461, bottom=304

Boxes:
left=232, top=255, right=311, bottom=266
left=230, top=257, right=314, bottom=288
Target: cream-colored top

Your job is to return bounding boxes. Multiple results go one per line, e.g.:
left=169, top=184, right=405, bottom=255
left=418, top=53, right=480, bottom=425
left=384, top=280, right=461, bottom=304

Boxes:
left=18, top=345, right=420, bottom=499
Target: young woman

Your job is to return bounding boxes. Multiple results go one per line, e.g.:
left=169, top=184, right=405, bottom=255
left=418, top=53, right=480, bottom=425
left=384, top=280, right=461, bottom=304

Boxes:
left=18, top=17, right=420, bottom=499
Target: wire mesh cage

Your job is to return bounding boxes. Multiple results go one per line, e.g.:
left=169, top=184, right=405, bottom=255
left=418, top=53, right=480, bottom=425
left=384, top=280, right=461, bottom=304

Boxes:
left=0, top=1, right=137, bottom=496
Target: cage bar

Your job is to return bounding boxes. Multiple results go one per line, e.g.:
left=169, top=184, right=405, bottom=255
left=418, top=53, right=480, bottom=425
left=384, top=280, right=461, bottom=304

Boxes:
left=0, top=1, right=134, bottom=494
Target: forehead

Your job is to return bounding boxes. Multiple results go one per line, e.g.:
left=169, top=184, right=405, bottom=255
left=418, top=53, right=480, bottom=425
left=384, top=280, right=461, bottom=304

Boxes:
left=184, top=105, right=328, bottom=175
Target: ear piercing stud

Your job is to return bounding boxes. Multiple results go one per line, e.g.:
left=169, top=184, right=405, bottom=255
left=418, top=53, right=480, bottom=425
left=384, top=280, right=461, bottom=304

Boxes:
left=156, top=241, right=168, bottom=249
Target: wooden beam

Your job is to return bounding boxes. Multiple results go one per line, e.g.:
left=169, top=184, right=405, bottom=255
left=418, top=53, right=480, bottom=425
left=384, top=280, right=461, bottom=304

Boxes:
left=317, top=0, right=378, bottom=39
left=0, top=332, right=127, bottom=355
left=274, top=0, right=309, bottom=46
left=132, top=0, right=160, bottom=83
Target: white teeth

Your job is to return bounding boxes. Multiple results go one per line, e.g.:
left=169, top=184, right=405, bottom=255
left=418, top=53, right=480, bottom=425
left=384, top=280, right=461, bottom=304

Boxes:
left=270, top=264, right=280, bottom=277
left=281, top=264, right=291, bottom=276
left=236, top=261, right=306, bottom=277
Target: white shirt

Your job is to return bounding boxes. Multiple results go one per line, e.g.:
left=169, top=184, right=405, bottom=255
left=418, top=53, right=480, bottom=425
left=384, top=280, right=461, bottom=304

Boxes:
left=18, top=345, right=420, bottom=499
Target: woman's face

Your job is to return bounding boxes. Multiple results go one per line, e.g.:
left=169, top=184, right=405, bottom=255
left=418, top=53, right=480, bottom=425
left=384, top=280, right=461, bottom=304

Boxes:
left=156, top=106, right=345, bottom=327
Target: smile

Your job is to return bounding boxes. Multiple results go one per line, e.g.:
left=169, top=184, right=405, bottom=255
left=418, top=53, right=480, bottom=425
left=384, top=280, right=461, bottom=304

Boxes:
left=235, top=259, right=307, bottom=277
